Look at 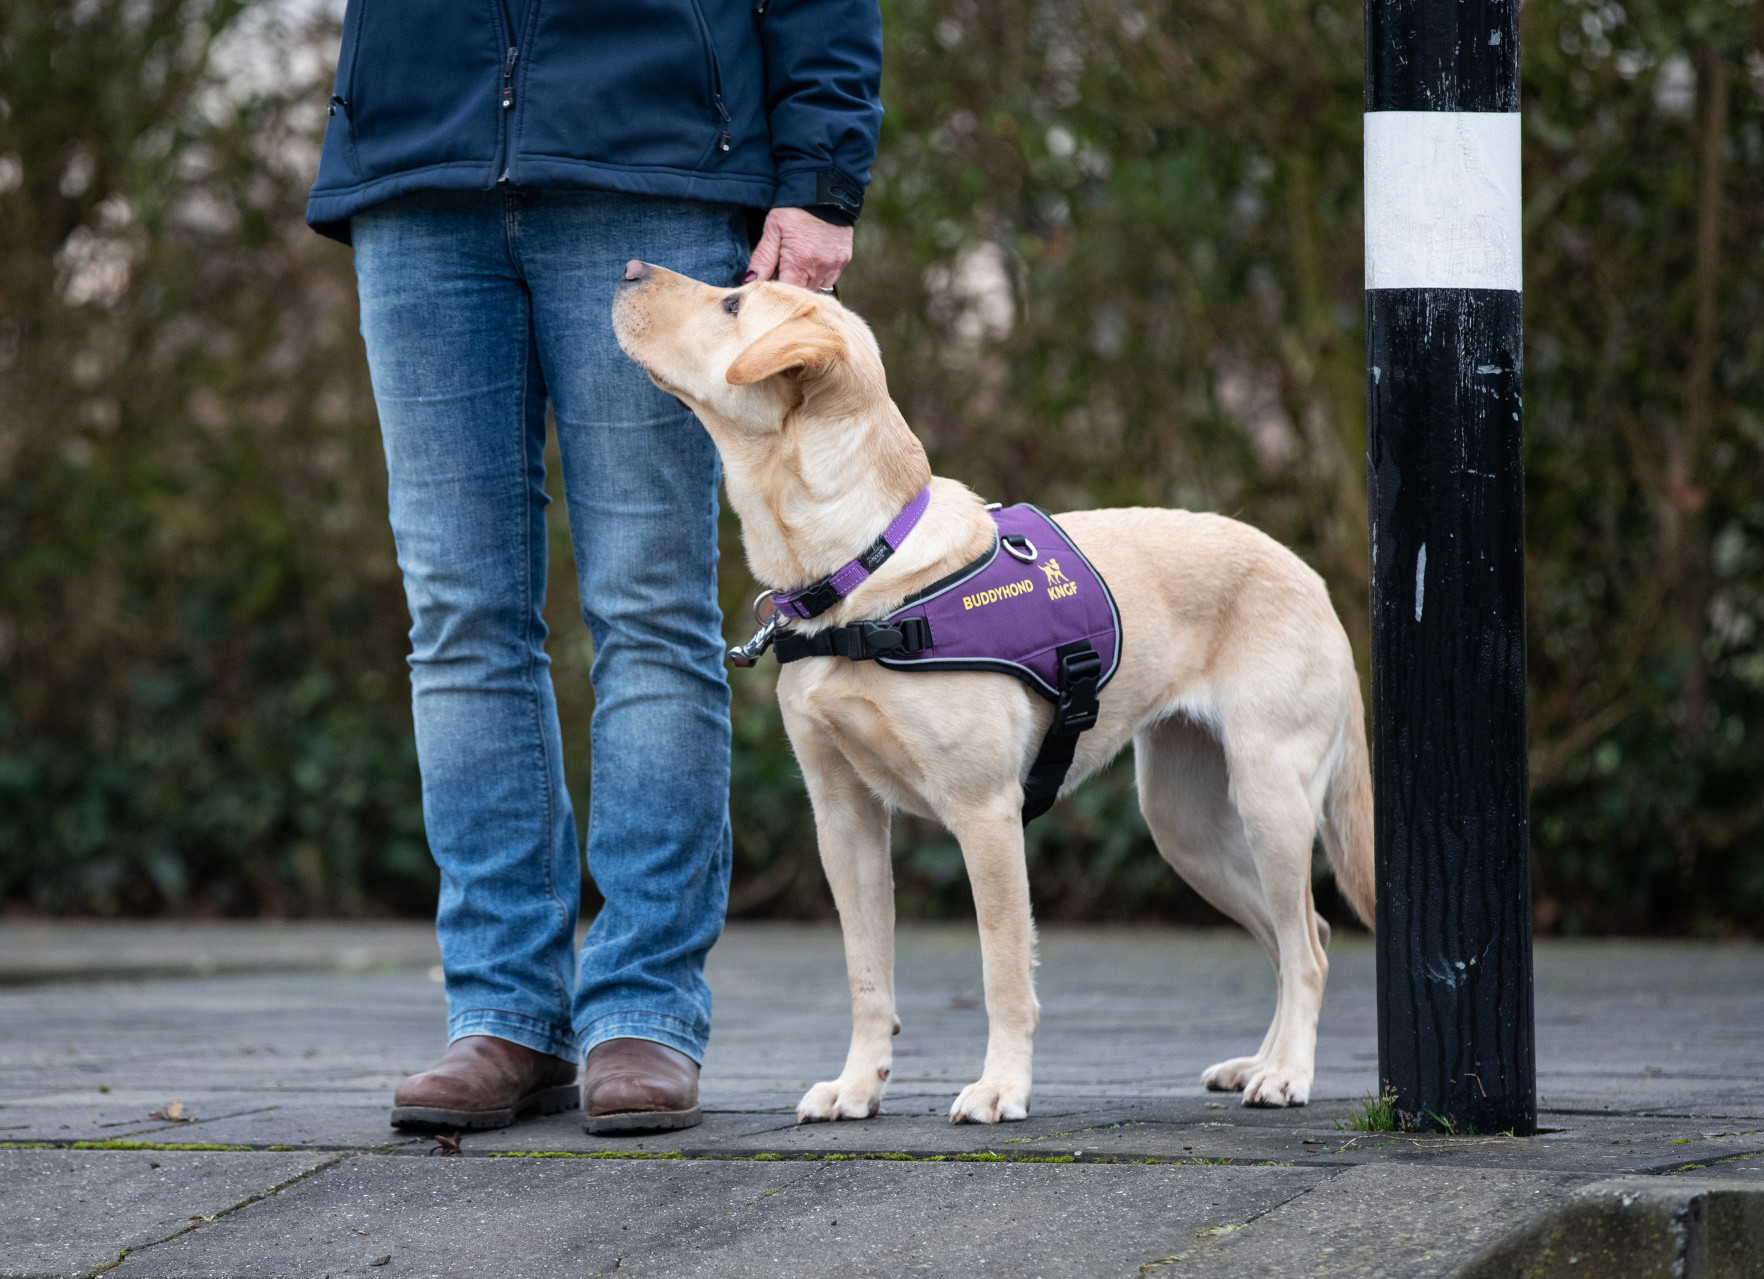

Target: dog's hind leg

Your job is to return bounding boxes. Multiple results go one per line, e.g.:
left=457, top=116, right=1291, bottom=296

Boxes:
left=1135, top=715, right=1330, bottom=1104
left=791, top=727, right=899, bottom=1124
left=945, top=792, right=1039, bottom=1124
left=1218, top=723, right=1332, bottom=1108
left=1135, top=716, right=1280, bottom=1091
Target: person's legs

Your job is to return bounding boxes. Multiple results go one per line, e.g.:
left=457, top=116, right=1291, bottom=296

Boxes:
left=514, top=190, right=749, bottom=1064
left=354, top=190, right=580, bottom=1062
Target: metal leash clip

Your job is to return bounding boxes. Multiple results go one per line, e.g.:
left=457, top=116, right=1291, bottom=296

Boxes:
left=727, top=592, right=787, bottom=668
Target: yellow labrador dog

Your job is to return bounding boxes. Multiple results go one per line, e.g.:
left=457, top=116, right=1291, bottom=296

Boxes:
left=612, top=262, right=1374, bottom=1124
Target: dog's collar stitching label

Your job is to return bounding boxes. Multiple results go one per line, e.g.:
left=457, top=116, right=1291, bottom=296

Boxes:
left=769, top=485, right=931, bottom=620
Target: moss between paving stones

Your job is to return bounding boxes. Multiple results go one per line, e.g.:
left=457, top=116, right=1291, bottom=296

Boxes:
left=1666, top=1149, right=1764, bottom=1175
left=474, top=1149, right=1299, bottom=1166
left=1669, top=1129, right=1762, bottom=1146
left=1, top=1139, right=253, bottom=1152
left=486, top=1150, right=687, bottom=1160
left=0, top=1139, right=1338, bottom=1168
left=482, top=1150, right=997, bottom=1162
left=1003, top=1122, right=1131, bottom=1145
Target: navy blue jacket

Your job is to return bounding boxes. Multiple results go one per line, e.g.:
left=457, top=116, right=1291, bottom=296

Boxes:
left=306, top=0, right=883, bottom=243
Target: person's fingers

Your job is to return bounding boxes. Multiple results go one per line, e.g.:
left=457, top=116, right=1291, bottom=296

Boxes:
left=807, top=222, right=854, bottom=290
left=821, top=242, right=854, bottom=287
left=776, top=240, right=814, bottom=288
left=751, top=209, right=856, bottom=290
left=789, top=244, right=853, bottom=292
left=745, top=215, right=783, bottom=282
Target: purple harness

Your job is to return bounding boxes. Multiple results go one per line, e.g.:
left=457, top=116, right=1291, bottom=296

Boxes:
left=875, top=504, right=1121, bottom=701
left=748, top=500, right=1121, bottom=823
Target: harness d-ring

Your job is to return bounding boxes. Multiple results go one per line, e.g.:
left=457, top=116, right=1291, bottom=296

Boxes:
left=1003, top=535, right=1038, bottom=563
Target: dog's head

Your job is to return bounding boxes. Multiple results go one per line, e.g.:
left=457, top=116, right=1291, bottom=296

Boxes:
left=611, top=261, right=888, bottom=445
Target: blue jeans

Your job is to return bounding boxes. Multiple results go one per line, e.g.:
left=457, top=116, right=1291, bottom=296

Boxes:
left=353, top=188, right=746, bottom=1063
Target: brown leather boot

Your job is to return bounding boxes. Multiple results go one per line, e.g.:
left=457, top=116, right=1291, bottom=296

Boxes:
left=391, top=1035, right=578, bottom=1131
left=582, top=1038, right=702, bottom=1135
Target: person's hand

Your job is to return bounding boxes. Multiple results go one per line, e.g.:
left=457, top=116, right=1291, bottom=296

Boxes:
left=744, top=208, right=853, bottom=292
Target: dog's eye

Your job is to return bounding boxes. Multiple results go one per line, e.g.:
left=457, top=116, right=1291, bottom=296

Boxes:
left=722, top=294, right=741, bottom=316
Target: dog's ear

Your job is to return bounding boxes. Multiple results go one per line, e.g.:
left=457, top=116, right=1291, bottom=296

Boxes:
left=725, top=310, right=844, bottom=386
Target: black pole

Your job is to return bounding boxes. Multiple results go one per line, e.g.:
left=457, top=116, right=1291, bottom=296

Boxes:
left=1366, top=0, right=1536, bottom=1135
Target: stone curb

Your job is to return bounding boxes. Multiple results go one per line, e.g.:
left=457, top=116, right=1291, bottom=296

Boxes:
left=1457, top=1176, right=1764, bottom=1278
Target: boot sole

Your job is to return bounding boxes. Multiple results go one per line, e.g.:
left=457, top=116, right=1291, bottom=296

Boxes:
left=391, top=1082, right=579, bottom=1132
left=583, top=1105, right=703, bottom=1136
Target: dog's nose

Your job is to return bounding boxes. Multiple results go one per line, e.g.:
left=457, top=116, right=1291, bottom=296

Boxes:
left=621, top=260, right=651, bottom=285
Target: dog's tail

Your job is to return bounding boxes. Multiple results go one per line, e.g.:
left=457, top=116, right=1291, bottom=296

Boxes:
left=1321, top=678, right=1376, bottom=930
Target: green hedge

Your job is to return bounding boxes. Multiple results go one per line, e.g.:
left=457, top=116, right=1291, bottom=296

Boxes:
left=2, top=0, right=1761, bottom=932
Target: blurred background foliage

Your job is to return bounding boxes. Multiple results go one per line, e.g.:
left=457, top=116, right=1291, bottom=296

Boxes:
left=1, top=0, right=1760, bottom=932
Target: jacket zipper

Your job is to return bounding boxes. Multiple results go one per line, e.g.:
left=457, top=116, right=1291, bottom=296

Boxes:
left=687, top=0, right=732, bottom=154
left=501, top=45, right=519, bottom=111
left=498, top=44, right=519, bottom=182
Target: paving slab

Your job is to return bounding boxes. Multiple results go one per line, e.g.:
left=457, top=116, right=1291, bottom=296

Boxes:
left=444, top=1103, right=1764, bottom=1180
left=1158, top=1164, right=1593, bottom=1277
left=103, top=1155, right=797, bottom=1279
left=1529, top=940, right=1764, bottom=1118
left=0, top=921, right=439, bottom=985
left=0, top=1148, right=336, bottom=1279
left=0, top=1094, right=337, bottom=1145
left=617, top=1161, right=1329, bottom=1279
left=0, top=969, right=447, bottom=1104
left=132, top=1105, right=432, bottom=1153
left=100, top=1154, right=1326, bottom=1279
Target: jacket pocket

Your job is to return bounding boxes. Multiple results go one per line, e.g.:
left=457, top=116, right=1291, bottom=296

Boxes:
left=686, top=0, right=733, bottom=158
left=322, top=0, right=369, bottom=182
left=519, top=1, right=732, bottom=173
left=341, top=0, right=503, bottom=180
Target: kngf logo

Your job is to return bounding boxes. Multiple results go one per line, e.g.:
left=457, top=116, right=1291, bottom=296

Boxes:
left=1041, top=558, right=1078, bottom=600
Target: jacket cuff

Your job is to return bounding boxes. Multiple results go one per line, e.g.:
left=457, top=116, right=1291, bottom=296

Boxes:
left=774, top=167, right=866, bottom=225
left=801, top=203, right=857, bottom=228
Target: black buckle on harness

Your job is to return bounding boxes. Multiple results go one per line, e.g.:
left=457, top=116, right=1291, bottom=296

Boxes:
left=831, top=621, right=902, bottom=661
left=774, top=616, right=932, bottom=664
left=887, top=616, right=932, bottom=655
left=1050, top=648, right=1102, bottom=735
left=1020, top=641, right=1104, bottom=826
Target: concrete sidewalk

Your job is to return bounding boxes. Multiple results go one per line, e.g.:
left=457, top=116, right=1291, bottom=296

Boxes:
left=1, top=922, right=1760, bottom=1277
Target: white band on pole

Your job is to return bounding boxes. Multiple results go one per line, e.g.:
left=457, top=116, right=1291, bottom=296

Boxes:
left=1364, top=111, right=1522, bottom=292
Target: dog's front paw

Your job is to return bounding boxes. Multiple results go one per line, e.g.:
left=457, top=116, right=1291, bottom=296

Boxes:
left=949, top=1077, right=1029, bottom=1124
left=1241, top=1063, right=1311, bottom=1108
left=1200, top=1056, right=1260, bottom=1093
left=796, top=1076, right=884, bottom=1124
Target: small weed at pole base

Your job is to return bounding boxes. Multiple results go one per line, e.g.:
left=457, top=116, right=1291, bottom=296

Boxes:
left=1423, top=1110, right=1460, bottom=1136
left=1336, top=1088, right=1403, bottom=1132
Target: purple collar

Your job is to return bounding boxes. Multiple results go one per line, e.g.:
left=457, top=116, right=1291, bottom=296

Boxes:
left=769, top=485, right=931, bottom=620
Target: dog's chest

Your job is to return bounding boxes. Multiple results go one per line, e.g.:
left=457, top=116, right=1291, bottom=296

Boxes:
left=785, top=665, right=912, bottom=769
left=779, top=659, right=1040, bottom=819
